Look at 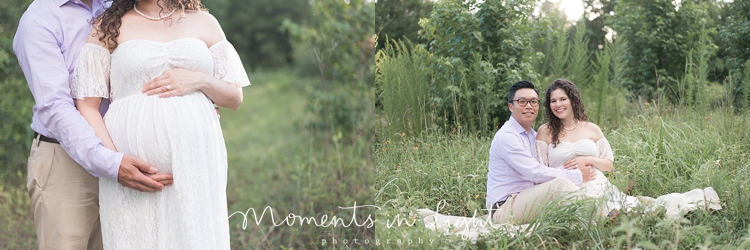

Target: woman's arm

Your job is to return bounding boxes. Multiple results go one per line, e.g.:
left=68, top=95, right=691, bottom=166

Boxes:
left=140, top=11, right=244, bottom=110
left=76, top=97, right=117, bottom=151
left=563, top=156, right=613, bottom=172
left=142, top=69, right=243, bottom=110
left=563, top=122, right=614, bottom=172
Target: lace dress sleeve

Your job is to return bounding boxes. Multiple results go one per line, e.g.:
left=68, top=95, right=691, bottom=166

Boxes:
left=209, top=40, right=250, bottom=87
left=535, top=140, right=550, bottom=167
left=595, top=137, right=614, bottom=161
left=71, top=44, right=111, bottom=99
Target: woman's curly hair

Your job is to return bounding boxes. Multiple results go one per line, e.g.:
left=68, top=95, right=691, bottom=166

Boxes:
left=95, top=0, right=205, bottom=50
left=544, top=79, right=588, bottom=147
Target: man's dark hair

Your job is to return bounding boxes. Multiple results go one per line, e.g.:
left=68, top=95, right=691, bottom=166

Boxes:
left=508, top=80, right=539, bottom=103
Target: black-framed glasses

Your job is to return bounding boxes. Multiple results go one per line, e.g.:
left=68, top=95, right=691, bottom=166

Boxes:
left=512, top=99, right=540, bottom=107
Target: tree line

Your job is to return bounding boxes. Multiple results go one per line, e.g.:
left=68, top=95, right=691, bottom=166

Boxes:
left=376, top=0, right=750, bottom=137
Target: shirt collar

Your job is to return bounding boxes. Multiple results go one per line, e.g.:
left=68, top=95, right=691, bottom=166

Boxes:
left=56, top=0, right=70, bottom=6
left=508, top=116, right=535, bottom=136
left=57, top=0, right=104, bottom=7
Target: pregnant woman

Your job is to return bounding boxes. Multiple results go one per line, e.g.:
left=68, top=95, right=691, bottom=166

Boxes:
left=71, top=0, right=249, bottom=248
left=535, top=79, right=721, bottom=217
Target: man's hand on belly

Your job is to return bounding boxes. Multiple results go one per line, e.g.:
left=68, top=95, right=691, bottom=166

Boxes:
left=118, top=154, right=174, bottom=192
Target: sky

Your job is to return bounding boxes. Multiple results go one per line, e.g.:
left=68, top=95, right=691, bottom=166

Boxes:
left=555, top=0, right=734, bottom=21
left=556, top=0, right=584, bottom=21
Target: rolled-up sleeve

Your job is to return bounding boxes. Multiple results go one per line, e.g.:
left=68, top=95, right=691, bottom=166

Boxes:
left=14, top=14, right=122, bottom=181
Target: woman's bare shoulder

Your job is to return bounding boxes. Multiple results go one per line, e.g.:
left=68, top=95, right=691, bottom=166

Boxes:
left=186, top=10, right=226, bottom=46
left=536, top=123, right=551, bottom=143
left=583, top=121, right=605, bottom=141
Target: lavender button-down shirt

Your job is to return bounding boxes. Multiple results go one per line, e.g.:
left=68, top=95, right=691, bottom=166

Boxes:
left=485, top=116, right=583, bottom=210
left=13, top=0, right=122, bottom=181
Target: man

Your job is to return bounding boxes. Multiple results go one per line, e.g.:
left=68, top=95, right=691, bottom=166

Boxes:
left=13, top=0, right=173, bottom=249
left=486, top=80, right=595, bottom=224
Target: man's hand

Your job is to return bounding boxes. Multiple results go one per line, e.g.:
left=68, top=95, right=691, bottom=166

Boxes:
left=579, top=164, right=597, bottom=182
left=118, top=154, right=173, bottom=192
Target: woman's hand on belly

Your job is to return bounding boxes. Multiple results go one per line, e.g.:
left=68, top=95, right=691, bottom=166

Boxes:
left=142, top=68, right=208, bottom=98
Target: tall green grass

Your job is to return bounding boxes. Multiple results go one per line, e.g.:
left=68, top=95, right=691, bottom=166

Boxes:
left=376, top=40, right=508, bottom=139
left=567, top=19, right=592, bottom=88
left=223, top=70, right=374, bottom=249
left=375, top=22, right=750, bottom=248
left=376, top=40, right=431, bottom=138
left=0, top=70, right=374, bottom=249
left=375, top=107, right=750, bottom=248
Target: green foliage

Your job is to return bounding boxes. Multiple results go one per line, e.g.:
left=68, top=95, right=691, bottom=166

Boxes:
left=567, top=19, right=592, bottom=87
left=530, top=0, right=568, bottom=83
left=375, top=0, right=434, bottom=51
left=592, top=42, right=610, bottom=124
left=548, top=28, right=568, bottom=78
left=582, top=0, right=616, bottom=51
left=376, top=106, right=750, bottom=248
left=609, top=37, right=629, bottom=125
left=375, top=40, right=431, bottom=138
left=721, top=0, right=750, bottom=69
left=281, top=0, right=374, bottom=139
left=0, top=0, right=34, bottom=181
left=202, top=0, right=309, bottom=70
left=222, top=70, right=373, bottom=248
left=282, top=0, right=375, bottom=84
left=305, top=81, right=373, bottom=136
left=611, top=0, right=714, bottom=101
left=412, top=0, right=540, bottom=136
left=0, top=173, right=36, bottom=249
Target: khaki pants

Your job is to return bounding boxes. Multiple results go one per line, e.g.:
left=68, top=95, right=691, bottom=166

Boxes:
left=27, top=138, right=103, bottom=250
left=492, top=177, right=580, bottom=224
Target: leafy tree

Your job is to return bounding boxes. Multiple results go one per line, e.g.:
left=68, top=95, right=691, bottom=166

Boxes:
left=282, top=0, right=375, bottom=84
left=529, top=0, right=568, bottom=82
left=376, top=0, right=434, bottom=51
left=583, top=0, right=616, bottom=52
left=203, top=0, right=309, bottom=70
left=722, top=0, right=750, bottom=70
left=418, top=0, right=541, bottom=134
left=281, top=0, right=374, bottom=135
left=611, top=0, right=712, bottom=100
left=722, top=0, right=750, bottom=107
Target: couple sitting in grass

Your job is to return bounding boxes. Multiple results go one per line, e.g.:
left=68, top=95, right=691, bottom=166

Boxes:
left=420, top=79, right=721, bottom=241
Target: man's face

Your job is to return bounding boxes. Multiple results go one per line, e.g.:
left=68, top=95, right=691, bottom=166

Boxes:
left=507, top=88, right=539, bottom=129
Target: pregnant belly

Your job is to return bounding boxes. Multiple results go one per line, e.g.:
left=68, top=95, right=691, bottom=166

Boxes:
left=103, top=92, right=218, bottom=173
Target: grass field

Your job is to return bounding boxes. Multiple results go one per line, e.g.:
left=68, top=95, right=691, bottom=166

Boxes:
left=375, top=106, right=750, bottom=249
left=0, top=70, right=375, bottom=249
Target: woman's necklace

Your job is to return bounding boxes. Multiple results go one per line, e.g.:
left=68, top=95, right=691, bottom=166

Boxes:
left=564, top=120, right=579, bottom=131
left=134, top=4, right=176, bottom=21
